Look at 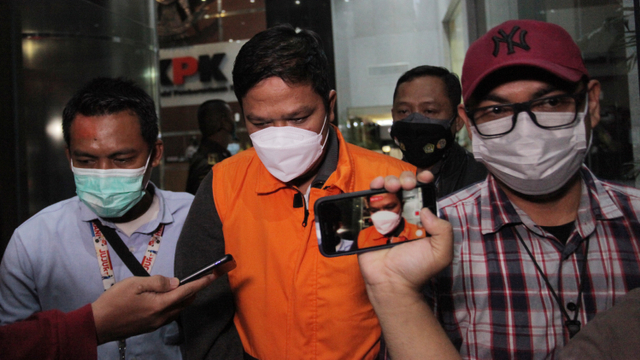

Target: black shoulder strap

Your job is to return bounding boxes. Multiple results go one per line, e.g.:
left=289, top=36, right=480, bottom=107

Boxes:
left=92, top=220, right=150, bottom=277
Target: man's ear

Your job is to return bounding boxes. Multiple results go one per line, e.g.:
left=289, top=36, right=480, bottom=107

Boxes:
left=151, top=140, right=164, bottom=168
left=586, top=79, right=601, bottom=130
left=452, top=115, right=464, bottom=133
left=457, top=104, right=473, bottom=140
left=65, top=148, right=72, bottom=169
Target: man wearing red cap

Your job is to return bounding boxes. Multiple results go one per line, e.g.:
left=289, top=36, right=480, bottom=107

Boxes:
left=357, top=19, right=640, bottom=359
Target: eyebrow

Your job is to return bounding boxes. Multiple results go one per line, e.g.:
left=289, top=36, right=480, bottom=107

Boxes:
left=531, top=86, right=560, bottom=99
left=394, top=99, right=442, bottom=107
left=481, top=85, right=560, bottom=105
left=72, top=149, right=138, bottom=158
left=245, top=106, right=317, bottom=121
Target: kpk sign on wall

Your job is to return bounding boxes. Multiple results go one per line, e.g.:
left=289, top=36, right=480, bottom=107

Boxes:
left=159, top=40, right=247, bottom=107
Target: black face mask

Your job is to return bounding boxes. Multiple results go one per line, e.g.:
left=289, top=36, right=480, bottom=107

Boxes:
left=389, top=112, right=455, bottom=169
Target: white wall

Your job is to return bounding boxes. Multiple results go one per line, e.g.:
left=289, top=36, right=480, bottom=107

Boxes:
left=331, top=0, right=448, bottom=124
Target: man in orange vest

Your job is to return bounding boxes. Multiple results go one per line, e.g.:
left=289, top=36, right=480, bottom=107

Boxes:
left=175, top=24, right=415, bottom=360
left=357, top=192, right=425, bottom=249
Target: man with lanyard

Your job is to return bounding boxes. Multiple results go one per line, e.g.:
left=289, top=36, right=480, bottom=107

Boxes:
left=0, top=78, right=241, bottom=359
left=175, top=24, right=415, bottom=359
left=389, top=65, right=486, bottom=198
left=361, top=20, right=640, bottom=359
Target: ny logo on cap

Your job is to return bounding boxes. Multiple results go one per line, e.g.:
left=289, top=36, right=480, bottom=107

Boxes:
left=492, top=26, right=530, bottom=57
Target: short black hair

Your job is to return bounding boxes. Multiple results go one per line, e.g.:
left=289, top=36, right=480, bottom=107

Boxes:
left=62, top=77, right=158, bottom=149
left=393, top=66, right=461, bottom=115
left=198, top=99, right=233, bottom=138
left=232, top=24, right=331, bottom=111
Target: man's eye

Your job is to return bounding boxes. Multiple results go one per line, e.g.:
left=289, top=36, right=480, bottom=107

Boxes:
left=473, top=105, right=512, bottom=123
left=490, top=106, right=506, bottom=115
left=115, top=158, right=134, bottom=164
left=533, top=96, right=575, bottom=112
left=535, top=98, right=560, bottom=109
left=547, top=98, right=560, bottom=106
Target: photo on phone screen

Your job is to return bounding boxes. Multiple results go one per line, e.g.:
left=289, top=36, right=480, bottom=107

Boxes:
left=179, top=254, right=237, bottom=285
left=314, top=182, right=437, bottom=257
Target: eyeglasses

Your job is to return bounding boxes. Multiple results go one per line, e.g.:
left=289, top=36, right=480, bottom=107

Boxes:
left=466, top=92, right=587, bottom=137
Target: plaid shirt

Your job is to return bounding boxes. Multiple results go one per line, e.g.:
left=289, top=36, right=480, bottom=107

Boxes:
left=425, top=166, right=640, bottom=359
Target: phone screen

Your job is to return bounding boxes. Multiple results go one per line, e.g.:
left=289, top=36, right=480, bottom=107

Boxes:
left=179, top=254, right=237, bottom=285
left=314, top=183, right=436, bottom=257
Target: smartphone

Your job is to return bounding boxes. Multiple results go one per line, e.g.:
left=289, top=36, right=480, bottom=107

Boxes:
left=314, top=182, right=436, bottom=257
left=179, top=254, right=237, bottom=285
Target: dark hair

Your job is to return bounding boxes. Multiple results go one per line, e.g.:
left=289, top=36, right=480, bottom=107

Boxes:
left=62, top=77, right=158, bottom=149
left=466, top=66, right=589, bottom=109
left=393, top=66, right=462, bottom=115
left=198, top=99, right=233, bottom=138
left=232, top=24, right=331, bottom=110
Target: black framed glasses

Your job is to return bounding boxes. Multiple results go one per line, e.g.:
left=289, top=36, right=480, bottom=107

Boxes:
left=466, top=92, right=587, bottom=137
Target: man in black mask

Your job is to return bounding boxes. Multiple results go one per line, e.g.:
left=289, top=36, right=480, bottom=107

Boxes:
left=390, top=65, right=486, bottom=198
left=186, top=99, right=235, bottom=194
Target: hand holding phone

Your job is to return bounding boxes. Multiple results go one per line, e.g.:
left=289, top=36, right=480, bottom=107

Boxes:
left=314, top=182, right=436, bottom=257
left=179, top=254, right=236, bottom=285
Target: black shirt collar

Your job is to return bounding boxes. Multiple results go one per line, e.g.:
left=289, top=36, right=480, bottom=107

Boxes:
left=311, top=126, right=339, bottom=189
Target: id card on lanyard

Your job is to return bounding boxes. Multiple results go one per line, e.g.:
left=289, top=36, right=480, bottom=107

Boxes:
left=91, top=222, right=165, bottom=359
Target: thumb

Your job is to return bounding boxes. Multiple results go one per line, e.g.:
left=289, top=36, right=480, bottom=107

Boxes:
left=420, top=207, right=454, bottom=269
left=135, top=275, right=180, bottom=294
left=420, top=208, right=439, bottom=233
left=155, top=274, right=217, bottom=309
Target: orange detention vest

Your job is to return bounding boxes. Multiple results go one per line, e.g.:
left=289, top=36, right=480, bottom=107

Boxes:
left=211, top=128, right=415, bottom=360
left=357, top=221, right=425, bottom=249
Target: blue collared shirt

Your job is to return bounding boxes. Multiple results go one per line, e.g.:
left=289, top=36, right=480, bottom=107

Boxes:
left=0, top=184, right=194, bottom=360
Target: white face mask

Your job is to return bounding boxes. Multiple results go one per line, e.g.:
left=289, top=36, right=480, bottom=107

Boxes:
left=250, top=117, right=328, bottom=183
left=471, top=98, right=589, bottom=195
left=370, top=210, right=402, bottom=236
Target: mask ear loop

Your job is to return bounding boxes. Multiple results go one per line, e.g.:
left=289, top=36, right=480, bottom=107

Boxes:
left=447, top=113, right=458, bottom=129
left=318, top=115, right=329, bottom=148
left=141, top=149, right=154, bottom=190
left=581, top=93, right=593, bottom=154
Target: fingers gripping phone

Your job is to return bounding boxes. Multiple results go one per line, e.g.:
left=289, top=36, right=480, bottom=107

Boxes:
left=179, top=254, right=237, bottom=285
left=314, top=182, right=437, bottom=257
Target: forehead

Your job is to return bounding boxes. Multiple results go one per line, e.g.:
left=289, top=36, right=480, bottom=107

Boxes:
left=480, top=79, right=560, bottom=103
left=471, top=67, right=578, bottom=103
left=242, top=77, right=322, bottom=117
left=395, top=76, right=449, bottom=104
left=69, top=110, right=146, bottom=150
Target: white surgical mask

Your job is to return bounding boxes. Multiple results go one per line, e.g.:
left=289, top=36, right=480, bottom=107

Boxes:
left=250, top=117, right=328, bottom=183
left=471, top=97, right=589, bottom=195
left=370, top=211, right=402, bottom=236
left=72, top=155, right=151, bottom=218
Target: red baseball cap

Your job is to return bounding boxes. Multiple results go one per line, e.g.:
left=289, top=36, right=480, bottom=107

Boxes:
left=461, top=19, right=589, bottom=103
